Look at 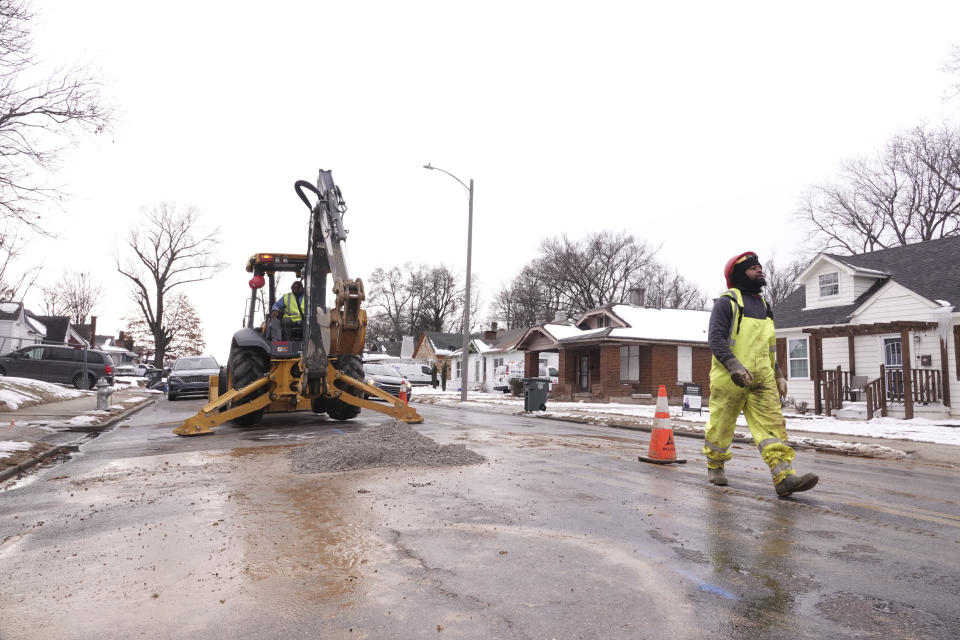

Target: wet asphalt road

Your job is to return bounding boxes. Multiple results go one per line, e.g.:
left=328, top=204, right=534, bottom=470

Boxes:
left=1, top=398, right=959, bottom=639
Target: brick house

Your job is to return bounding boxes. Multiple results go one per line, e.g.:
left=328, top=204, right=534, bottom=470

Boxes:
left=515, top=303, right=713, bottom=404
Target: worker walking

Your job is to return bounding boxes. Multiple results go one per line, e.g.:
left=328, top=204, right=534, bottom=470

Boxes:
left=703, top=252, right=818, bottom=497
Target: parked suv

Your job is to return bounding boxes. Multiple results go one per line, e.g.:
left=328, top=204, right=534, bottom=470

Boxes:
left=167, top=355, right=220, bottom=400
left=0, top=345, right=115, bottom=389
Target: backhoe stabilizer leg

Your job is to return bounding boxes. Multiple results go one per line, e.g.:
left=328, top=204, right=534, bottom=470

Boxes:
left=327, top=364, right=424, bottom=423
left=173, top=376, right=275, bottom=436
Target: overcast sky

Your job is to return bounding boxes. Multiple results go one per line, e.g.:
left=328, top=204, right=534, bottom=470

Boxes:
left=18, top=1, right=960, bottom=362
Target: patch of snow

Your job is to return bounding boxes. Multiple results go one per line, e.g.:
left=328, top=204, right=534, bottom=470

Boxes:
left=122, top=396, right=148, bottom=403
left=0, top=440, right=31, bottom=460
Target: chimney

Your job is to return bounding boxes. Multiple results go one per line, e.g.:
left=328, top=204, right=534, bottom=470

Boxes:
left=551, top=310, right=568, bottom=324
left=629, top=287, right=645, bottom=306
left=491, top=321, right=498, bottom=331
left=483, top=322, right=499, bottom=342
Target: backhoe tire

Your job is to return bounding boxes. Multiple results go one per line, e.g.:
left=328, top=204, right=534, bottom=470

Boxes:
left=324, top=355, right=363, bottom=421
left=228, top=346, right=270, bottom=427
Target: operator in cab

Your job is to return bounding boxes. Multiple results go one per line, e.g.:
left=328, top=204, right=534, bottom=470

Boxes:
left=268, top=280, right=305, bottom=340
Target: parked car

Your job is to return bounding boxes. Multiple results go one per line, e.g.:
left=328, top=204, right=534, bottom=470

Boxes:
left=362, top=363, right=411, bottom=400
left=115, top=363, right=150, bottom=377
left=0, top=345, right=115, bottom=389
left=167, top=356, right=219, bottom=400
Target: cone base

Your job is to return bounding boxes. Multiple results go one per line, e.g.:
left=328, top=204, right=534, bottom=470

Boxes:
left=638, top=455, right=687, bottom=465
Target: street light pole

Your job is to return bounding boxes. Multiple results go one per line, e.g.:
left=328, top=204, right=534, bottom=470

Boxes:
left=423, top=163, right=474, bottom=402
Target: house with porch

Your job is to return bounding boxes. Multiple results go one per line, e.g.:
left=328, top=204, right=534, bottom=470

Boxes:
left=774, top=236, right=960, bottom=420
left=515, top=301, right=713, bottom=404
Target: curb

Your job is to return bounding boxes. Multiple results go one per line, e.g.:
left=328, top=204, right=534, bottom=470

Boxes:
left=412, top=399, right=895, bottom=457
left=0, top=398, right=156, bottom=483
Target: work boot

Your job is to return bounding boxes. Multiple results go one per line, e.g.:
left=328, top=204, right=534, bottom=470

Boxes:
left=708, top=467, right=728, bottom=486
left=775, top=472, right=819, bottom=498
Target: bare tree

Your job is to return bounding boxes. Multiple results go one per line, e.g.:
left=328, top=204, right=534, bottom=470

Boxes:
left=764, top=258, right=808, bottom=308
left=124, top=293, right=206, bottom=364
left=0, top=224, right=37, bottom=299
left=491, top=265, right=562, bottom=328
left=643, top=264, right=708, bottom=310
left=365, top=262, right=474, bottom=345
left=0, top=0, right=109, bottom=231
left=39, top=269, right=102, bottom=323
left=800, top=125, right=960, bottom=254
left=117, top=203, right=224, bottom=367
left=534, top=231, right=659, bottom=315
left=491, top=231, right=707, bottom=326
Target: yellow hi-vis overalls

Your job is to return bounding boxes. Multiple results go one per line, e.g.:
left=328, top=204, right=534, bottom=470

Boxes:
left=702, top=288, right=797, bottom=484
left=281, top=292, right=303, bottom=322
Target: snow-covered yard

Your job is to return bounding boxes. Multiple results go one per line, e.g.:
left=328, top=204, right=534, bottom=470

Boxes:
left=0, top=376, right=86, bottom=411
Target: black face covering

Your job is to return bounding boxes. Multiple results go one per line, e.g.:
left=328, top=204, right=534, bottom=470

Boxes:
left=732, top=256, right=764, bottom=295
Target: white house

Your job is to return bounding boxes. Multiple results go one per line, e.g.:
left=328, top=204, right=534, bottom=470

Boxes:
left=0, top=302, right=46, bottom=353
left=775, top=237, right=960, bottom=419
left=447, top=325, right=559, bottom=392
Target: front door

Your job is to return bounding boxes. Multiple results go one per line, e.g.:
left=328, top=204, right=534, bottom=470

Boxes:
left=883, top=337, right=903, bottom=400
left=578, top=354, right=589, bottom=392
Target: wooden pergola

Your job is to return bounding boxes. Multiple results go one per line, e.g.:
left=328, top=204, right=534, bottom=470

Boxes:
left=802, top=321, right=949, bottom=419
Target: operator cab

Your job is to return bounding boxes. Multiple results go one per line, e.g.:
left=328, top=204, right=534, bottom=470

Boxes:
left=246, top=252, right=311, bottom=353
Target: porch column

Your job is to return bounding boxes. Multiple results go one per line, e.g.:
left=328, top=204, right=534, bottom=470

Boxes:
left=811, top=333, right=822, bottom=415
left=524, top=351, right=539, bottom=379
left=941, top=337, right=951, bottom=408
left=848, top=335, right=856, bottom=376
left=901, top=328, right=914, bottom=420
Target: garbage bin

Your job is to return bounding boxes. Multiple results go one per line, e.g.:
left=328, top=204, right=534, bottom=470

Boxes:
left=523, top=377, right=550, bottom=411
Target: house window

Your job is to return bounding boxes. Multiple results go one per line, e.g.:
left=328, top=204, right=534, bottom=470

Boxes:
left=456, top=359, right=462, bottom=378
left=787, top=338, right=809, bottom=379
left=493, top=357, right=503, bottom=369
left=619, top=345, right=640, bottom=381
left=677, top=346, right=692, bottom=383
left=818, top=272, right=839, bottom=297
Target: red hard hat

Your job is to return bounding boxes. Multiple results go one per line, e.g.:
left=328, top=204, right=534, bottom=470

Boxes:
left=724, top=251, right=757, bottom=288
left=249, top=275, right=265, bottom=290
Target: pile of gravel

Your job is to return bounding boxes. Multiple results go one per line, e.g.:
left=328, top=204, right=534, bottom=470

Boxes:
left=289, top=421, right=486, bottom=473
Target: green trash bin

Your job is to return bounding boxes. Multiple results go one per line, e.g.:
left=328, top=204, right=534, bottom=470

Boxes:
left=523, top=377, right=550, bottom=411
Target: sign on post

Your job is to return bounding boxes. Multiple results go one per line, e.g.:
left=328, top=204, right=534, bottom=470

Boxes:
left=682, top=383, right=702, bottom=415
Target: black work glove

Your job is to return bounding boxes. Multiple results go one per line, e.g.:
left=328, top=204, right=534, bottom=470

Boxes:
left=727, top=360, right=754, bottom=388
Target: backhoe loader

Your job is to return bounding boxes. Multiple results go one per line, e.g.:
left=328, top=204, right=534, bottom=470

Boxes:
left=174, top=170, right=422, bottom=436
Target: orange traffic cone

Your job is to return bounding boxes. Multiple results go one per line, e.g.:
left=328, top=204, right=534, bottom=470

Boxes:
left=399, top=385, right=408, bottom=406
left=638, top=385, right=687, bottom=465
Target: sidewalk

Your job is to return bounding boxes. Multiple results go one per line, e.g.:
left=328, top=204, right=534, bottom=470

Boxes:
left=1, top=382, right=159, bottom=481
left=410, top=389, right=960, bottom=466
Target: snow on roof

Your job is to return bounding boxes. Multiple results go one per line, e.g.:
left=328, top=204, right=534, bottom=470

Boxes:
left=542, top=323, right=585, bottom=340
left=25, top=316, right=46, bottom=335
left=935, top=300, right=952, bottom=307
left=0, top=302, right=20, bottom=314
left=607, top=305, right=709, bottom=342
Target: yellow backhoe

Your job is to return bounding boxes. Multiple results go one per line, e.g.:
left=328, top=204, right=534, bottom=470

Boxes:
left=174, top=170, right=422, bottom=436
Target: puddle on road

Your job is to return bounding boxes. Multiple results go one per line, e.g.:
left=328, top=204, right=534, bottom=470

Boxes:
left=0, top=443, right=376, bottom=636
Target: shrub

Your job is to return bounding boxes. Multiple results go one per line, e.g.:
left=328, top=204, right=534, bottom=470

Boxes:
left=795, top=400, right=809, bottom=415
left=508, top=378, right=524, bottom=397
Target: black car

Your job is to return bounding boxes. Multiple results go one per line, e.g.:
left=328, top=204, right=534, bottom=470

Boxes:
left=0, top=345, right=115, bottom=389
left=362, top=363, right=412, bottom=400
left=167, top=356, right=220, bottom=400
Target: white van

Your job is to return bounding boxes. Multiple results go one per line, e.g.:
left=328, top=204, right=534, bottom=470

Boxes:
left=493, top=362, right=559, bottom=392
left=391, top=362, right=435, bottom=386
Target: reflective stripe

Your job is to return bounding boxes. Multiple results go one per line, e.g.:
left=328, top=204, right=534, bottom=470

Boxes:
left=770, top=461, right=793, bottom=477
left=769, top=345, right=776, bottom=353
left=729, top=339, right=736, bottom=348
left=704, top=439, right=729, bottom=455
left=757, top=437, right=783, bottom=452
